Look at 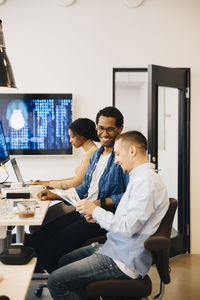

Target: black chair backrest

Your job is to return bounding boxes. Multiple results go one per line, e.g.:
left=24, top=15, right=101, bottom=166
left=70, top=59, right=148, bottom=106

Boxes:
left=144, top=198, right=178, bottom=284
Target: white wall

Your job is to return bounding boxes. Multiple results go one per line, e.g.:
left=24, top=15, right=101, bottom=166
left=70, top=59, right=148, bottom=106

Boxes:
left=1, top=0, right=200, bottom=253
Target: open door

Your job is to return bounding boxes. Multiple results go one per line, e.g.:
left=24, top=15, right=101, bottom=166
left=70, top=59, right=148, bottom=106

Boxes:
left=148, top=64, right=190, bottom=256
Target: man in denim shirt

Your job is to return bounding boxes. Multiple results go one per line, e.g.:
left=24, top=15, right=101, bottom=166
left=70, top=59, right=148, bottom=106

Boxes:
left=25, top=107, right=129, bottom=272
left=47, top=130, right=169, bottom=300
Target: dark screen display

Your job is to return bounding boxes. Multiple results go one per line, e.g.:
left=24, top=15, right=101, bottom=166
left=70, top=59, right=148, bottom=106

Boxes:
left=0, top=94, right=73, bottom=155
left=0, top=121, right=9, bottom=163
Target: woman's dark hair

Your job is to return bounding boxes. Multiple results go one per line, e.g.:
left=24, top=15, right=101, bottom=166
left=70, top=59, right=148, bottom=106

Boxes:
left=69, top=118, right=99, bottom=142
left=96, top=106, right=124, bottom=128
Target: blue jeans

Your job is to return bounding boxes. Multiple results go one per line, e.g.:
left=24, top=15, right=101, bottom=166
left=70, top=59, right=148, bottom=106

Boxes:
left=47, top=244, right=131, bottom=300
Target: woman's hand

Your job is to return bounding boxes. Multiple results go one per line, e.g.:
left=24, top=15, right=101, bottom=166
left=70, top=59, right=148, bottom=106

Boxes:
left=33, top=180, right=50, bottom=188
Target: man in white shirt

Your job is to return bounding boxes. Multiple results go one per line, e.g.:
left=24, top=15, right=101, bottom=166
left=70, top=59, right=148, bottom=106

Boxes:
left=47, top=130, right=169, bottom=300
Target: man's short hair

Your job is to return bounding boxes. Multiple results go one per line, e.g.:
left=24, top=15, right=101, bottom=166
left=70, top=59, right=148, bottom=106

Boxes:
left=96, top=106, right=124, bottom=128
left=116, top=130, right=148, bottom=152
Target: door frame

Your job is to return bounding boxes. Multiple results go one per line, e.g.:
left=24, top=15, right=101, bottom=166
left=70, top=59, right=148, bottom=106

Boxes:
left=148, top=65, right=190, bottom=254
left=112, top=68, right=147, bottom=107
left=112, top=66, right=190, bottom=255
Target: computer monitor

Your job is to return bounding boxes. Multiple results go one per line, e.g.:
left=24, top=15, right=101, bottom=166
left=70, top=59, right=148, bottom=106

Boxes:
left=0, top=120, right=10, bottom=164
left=0, top=93, right=73, bottom=155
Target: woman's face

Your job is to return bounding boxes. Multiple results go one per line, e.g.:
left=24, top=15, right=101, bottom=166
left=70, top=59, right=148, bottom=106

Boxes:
left=68, top=129, right=87, bottom=148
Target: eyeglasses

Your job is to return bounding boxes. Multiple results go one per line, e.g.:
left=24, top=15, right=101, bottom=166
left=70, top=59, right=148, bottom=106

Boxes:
left=96, top=125, right=118, bottom=134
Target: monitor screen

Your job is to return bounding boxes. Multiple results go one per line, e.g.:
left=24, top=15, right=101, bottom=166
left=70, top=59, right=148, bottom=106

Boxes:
left=0, top=94, right=73, bottom=155
left=0, top=120, right=10, bottom=163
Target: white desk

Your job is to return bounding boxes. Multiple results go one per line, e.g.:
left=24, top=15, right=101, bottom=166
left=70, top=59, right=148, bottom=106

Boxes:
left=0, top=199, right=50, bottom=227
left=0, top=258, right=37, bottom=300
left=0, top=199, right=50, bottom=247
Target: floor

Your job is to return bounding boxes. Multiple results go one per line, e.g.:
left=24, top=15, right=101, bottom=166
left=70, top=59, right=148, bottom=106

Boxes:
left=149, top=253, right=200, bottom=300
left=26, top=253, right=200, bottom=300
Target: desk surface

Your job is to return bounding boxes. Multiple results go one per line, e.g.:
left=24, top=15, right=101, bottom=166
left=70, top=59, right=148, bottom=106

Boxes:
left=0, top=199, right=50, bottom=226
left=0, top=258, right=37, bottom=300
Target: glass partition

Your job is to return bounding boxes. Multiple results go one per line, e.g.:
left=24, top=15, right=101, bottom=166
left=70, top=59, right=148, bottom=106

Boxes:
left=114, top=70, right=148, bottom=137
left=158, top=87, right=178, bottom=236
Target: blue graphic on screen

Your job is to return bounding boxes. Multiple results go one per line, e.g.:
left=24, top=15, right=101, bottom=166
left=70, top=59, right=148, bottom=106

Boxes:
left=0, top=94, right=73, bottom=155
left=0, top=121, right=9, bottom=163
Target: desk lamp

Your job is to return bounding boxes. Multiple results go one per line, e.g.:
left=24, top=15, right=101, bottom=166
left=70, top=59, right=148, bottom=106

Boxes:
left=0, top=19, right=16, bottom=182
left=0, top=19, right=16, bottom=88
left=0, top=20, right=16, bottom=297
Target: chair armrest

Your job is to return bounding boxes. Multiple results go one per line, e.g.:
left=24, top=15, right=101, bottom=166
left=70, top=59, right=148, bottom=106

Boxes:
left=144, top=236, right=170, bottom=251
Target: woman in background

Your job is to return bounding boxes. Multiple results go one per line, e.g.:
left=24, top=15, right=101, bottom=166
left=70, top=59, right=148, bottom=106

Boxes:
left=34, top=118, right=99, bottom=189
left=30, top=118, right=99, bottom=233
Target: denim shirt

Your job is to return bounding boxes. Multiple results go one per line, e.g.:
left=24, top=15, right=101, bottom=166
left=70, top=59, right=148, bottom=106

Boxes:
left=76, top=146, right=129, bottom=207
left=93, top=163, right=169, bottom=277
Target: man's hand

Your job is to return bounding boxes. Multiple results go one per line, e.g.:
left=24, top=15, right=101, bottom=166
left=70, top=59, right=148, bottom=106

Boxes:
left=84, top=215, right=97, bottom=223
left=33, top=180, right=50, bottom=188
left=77, top=199, right=97, bottom=216
left=38, top=189, right=60, bottom=201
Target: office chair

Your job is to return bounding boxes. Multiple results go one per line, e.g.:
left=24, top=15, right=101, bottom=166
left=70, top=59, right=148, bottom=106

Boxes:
left=34, top=198, right=177, bottom=299
left=84, top=198, right=178, bottom=300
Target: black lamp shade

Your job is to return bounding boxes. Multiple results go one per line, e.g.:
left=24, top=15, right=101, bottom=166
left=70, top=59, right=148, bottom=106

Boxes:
left=0, top=20, right=16, bottom=88
left=0, top=48, right=16, bottom=88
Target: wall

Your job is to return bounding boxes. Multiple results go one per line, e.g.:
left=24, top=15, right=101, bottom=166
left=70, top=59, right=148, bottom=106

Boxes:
left=1, top=0, right=200, bottom=253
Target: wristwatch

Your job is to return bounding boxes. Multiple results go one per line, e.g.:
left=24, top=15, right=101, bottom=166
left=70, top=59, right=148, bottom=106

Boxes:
left=100, top=198, right=106, bottom=208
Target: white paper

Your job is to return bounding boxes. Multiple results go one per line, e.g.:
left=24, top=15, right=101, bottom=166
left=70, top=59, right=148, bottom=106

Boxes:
left=54, top=187, right=80, bottom=207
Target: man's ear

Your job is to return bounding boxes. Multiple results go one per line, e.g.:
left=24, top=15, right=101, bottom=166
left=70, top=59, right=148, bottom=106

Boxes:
left=130, top=145, right=136, bottom=156
left=118, top=125, right=123, bottom=134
